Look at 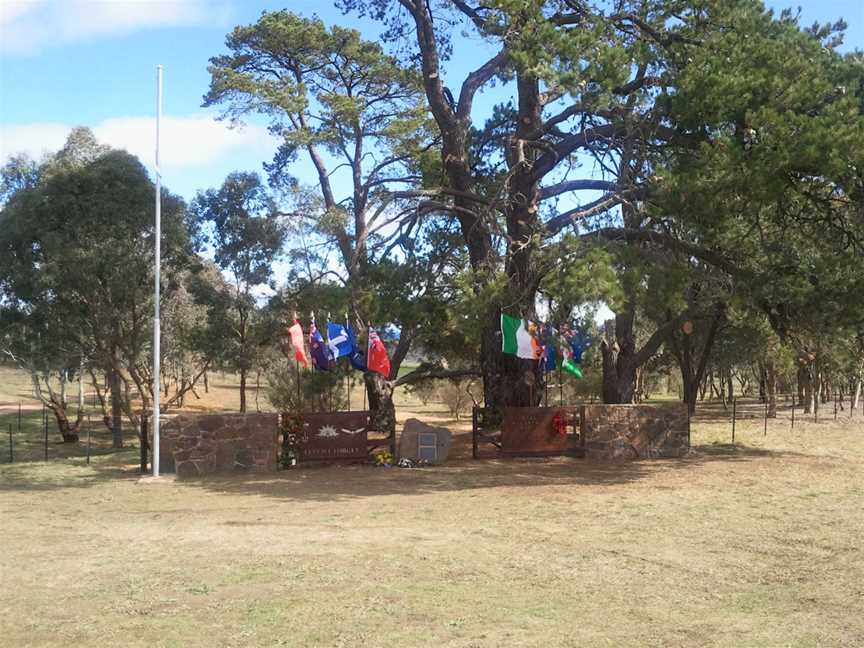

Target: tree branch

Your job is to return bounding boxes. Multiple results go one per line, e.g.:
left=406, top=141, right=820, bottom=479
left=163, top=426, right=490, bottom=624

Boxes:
left=394, top=362, right=482, bottom=387
left=583, top=227, right=742, bottom=277
left=539, top=179, right=617, bottom=200
left=457, top=49, right=508, bottom=122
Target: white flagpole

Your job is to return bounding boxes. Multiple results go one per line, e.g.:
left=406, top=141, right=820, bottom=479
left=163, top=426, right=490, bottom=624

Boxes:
left=152, top=65, right=163, bottom=477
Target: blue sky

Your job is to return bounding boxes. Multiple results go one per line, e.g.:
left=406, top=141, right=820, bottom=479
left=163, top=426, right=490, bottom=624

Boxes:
left=1, top=0, right=862, bottom=203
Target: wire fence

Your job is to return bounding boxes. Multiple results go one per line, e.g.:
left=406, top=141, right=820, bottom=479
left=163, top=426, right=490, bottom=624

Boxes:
left=2, top=389, right=860, bottom=464
left=1, top=396, right=146, bottom=466
left=694, top=391, right=863, bottom=444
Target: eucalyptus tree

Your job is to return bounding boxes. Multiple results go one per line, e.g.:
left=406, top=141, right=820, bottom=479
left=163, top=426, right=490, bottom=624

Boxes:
left=190, top=172, right=286, bottom=412
left=0, top=130, right=200, bottom=445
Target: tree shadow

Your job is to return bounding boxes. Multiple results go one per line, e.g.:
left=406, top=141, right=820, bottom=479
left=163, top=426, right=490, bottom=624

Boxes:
left=180, top=438, right=810, bottom=504
left=0, top=429, right=814, bottom=497
left=0, top=448, right=142, bottom=492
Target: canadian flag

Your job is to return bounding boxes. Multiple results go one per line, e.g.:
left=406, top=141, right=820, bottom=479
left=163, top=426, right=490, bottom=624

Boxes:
left=367, top=327, right=391, bottom=378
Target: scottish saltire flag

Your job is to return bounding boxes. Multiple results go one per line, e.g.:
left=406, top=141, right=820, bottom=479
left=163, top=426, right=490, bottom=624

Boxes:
left=327, top=321, right=352, bottom=360
left=501, top=313, right=542, bottom=360
left=309, top=318, right=330, bottom=371
left=346, top=325, right=367, bottom=371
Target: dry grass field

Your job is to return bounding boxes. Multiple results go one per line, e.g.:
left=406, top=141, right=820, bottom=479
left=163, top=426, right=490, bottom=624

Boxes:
left=1, top=366, right=863, bottom=647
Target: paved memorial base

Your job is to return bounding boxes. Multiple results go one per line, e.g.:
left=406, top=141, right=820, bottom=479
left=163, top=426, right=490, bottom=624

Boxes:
left=155, top=413, right=279, bottom=479
left=398, top=418, right=452, bottom=464
left=580, top=403, right=689, bottom=460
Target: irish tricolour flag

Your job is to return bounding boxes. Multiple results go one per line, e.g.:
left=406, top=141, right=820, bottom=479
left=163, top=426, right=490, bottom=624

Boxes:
left=501, top=313, right=542, bottom=360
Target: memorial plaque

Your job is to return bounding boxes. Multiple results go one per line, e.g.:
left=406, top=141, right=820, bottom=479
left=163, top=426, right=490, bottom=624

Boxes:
left=297, top=411, right=370, bottom=462
left=417, top=432, right=438, bottom=462
left=501, top=407, right=572, bottom=457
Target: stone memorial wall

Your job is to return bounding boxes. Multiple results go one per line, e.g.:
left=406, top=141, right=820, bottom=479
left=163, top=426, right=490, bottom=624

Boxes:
left=579, top=403, right=689, bottom=460
left=156, top=413, right=279, bottom=479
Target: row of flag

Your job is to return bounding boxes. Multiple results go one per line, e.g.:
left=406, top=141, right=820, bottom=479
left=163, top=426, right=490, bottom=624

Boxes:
left=500, top=313, right=589, bottom=378
left=286, top=318, right=391, bottom=377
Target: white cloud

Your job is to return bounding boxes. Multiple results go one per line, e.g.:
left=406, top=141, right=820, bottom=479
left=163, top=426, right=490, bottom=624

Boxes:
left=0, top=121, right=70, bottom=161
left=0, top=113, right=277, bottom=171
left=0, top=0, right=232, bottom=55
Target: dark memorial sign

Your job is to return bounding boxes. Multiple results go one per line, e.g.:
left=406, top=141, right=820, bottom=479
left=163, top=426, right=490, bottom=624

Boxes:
left=501, top=407, right=572, bottom=457
left=298, top=411, right=370, bottom=462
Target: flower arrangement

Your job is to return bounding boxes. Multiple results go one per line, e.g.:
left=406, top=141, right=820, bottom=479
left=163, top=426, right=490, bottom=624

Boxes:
left=373, top=450, right=394, bottom=467
left=280, top=411, right=304, bottom=468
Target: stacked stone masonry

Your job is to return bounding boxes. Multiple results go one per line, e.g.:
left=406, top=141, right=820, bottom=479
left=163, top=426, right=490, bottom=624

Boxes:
left=579, top=403, right=689, bottom=460
left=155, top=413, right=279, bottom=479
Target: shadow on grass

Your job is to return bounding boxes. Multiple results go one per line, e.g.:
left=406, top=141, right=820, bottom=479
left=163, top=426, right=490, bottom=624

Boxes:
left=0, top=446, right=142, bottom=492
left=0, top=428, right=815, bottom=498
left=177, top=435, right=811, bottom=504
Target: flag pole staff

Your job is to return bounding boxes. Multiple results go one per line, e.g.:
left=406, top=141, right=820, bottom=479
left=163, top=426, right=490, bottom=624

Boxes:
left=294, top=311, right=301, bottom=411
left=543, top=325, right=548, bottom=407
left=558, top=323, right=563, bottom=407
left=345, top=312, right=350, bottom=412
left=325, top=311, right=332, bottom=412
left=363, top=322, right=369, bottom=412
left=152, top=64, right=163, bottom=477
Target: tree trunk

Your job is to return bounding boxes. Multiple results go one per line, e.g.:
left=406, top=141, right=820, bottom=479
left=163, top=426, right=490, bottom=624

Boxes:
left=758, top=362, right=767, bottom=403
left=766, top=356, right=777, bottom=418
left=799, top=363, right=813, bottom=414
left=364, top=371, right=395, bottom=438
left=669, top=304, right=724, bottom=416
left=600, top=311, right=638, bottom=404
left=388, top=327, right=416, bottom=381
left=255, top=369, right=261, bottom=413
left=51, top=405, right=81, bottom=443
left=852, top=377, right=862, bottom=410
left=239, top=367, right=247, bottom=413
left=110, top=363, right=123, bottom=448
left=77, top=358, right=84, bottom=414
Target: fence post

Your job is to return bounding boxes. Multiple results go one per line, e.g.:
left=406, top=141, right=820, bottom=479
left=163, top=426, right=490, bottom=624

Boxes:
left=86, top=414, right=91, bottom=465
left=764, top=399, right=768, bottom=437
left=791, top=397, right=795, bottom=431
left=17, top=401, right=21, bottom=434
left=834, top=394, right=838, bottom=421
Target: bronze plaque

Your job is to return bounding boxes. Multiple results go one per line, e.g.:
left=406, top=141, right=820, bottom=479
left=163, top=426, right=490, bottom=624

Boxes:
left=502, top=407, right=571, bottom=457
left=298, top=411, right=370, bottom=462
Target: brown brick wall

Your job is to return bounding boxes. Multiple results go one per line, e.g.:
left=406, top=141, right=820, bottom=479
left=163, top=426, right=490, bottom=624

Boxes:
left=580, top=404, right=689, bottom=460
left=154, top=413, right=279, bottom=479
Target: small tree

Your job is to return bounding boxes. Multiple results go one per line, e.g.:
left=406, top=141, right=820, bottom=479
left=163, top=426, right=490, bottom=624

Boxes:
left=191, top=172, right=286, bottom=413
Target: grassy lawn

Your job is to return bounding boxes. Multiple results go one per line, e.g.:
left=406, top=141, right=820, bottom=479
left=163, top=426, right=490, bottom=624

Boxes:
left=2, top=394, right=863, bottom=647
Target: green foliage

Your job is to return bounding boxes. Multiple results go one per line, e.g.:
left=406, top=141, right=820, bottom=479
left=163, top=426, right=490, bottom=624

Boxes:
left=0, top=129, right=224, bottom=425
left=189, top=172, right=286, bottom=404
left=266, top=359, right=349, bottom=413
